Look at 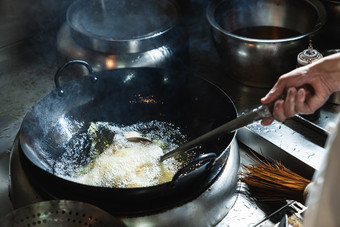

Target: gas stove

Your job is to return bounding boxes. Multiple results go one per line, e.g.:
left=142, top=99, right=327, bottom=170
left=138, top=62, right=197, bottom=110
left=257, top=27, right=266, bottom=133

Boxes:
left=9, top=133, right=240, bottom=226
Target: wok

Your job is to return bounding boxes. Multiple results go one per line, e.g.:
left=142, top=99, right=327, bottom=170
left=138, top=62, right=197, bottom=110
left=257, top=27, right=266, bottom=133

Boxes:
left=19, top=60, right=238, bottom=215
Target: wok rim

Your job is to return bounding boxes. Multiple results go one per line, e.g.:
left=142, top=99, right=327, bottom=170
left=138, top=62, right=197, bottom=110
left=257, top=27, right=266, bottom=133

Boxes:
left=19, top=67, right=238, bottom=192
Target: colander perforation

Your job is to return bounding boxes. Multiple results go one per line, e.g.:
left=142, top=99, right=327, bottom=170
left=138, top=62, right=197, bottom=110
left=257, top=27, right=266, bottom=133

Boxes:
left=0, top=200, right=125, bottom=227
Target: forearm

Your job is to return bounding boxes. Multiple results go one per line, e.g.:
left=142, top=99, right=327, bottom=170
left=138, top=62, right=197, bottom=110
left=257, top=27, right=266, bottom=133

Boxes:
left=308, top=52, right=340, bottom=94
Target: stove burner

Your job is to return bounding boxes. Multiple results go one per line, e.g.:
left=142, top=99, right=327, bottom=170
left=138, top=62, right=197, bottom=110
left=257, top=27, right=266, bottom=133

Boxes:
left=9, top=135, right=240, bottom=226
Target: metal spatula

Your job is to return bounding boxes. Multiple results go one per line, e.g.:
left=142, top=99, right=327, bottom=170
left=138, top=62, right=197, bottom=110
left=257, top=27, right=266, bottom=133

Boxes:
left=162, top=84, right=316, bottom=161
left=160, top=104, right=272, bottom=161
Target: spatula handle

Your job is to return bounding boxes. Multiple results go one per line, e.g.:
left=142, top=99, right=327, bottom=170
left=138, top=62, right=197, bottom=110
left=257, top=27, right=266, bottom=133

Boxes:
left=160, top=104, right=272, bottom=161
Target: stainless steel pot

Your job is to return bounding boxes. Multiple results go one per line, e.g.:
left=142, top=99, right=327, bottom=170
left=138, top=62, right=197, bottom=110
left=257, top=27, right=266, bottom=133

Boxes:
left=57, top=0, right=188, bottom=72
left=66, top=0, right=178, bottom=54
left=206, top=0, right=326, bottom=88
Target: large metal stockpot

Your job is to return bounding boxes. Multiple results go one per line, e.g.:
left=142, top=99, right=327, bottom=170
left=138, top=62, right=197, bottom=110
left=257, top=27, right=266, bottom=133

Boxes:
left=57, top=0, right=188, bottom=72
left=206, top=0, right=326, bottom=88
left=18, top=61, right=239, bottom=216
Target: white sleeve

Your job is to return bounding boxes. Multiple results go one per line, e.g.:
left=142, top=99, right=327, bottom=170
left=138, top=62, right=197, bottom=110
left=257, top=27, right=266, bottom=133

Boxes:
left=303, top=114, right=340, bottom=227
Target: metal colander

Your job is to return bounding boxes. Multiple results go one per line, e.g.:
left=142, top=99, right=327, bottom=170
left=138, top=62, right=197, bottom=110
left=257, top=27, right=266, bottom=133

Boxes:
left=0, top=200, right=126, bottom=227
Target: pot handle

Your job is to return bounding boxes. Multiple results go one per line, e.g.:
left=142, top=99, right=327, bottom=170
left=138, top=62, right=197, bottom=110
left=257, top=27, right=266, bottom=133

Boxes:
left=54, top=60, right=94, bottom=88
left=171, top=152, right=217, bottom=186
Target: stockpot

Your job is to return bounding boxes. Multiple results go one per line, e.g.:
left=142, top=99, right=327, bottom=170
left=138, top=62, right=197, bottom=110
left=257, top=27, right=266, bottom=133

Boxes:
left=207, top=0, right=326, bottom=87
left=57, top=0, right=188, bottom=72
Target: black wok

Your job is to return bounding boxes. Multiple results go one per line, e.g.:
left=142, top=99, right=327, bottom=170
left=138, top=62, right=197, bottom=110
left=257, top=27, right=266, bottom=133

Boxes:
left=19, top=60, right=238, bottom=215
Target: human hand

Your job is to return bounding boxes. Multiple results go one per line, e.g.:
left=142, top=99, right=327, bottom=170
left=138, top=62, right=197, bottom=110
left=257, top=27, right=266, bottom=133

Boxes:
left=261, top=85, right=316, bottom=125
left=260, top=53, right=340, bottom=125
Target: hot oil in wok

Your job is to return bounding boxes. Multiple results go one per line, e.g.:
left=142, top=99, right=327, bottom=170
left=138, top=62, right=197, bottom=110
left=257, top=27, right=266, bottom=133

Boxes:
left=75, top=134, right=176, bottom=188
left=54, top=121, right=188, bottom=188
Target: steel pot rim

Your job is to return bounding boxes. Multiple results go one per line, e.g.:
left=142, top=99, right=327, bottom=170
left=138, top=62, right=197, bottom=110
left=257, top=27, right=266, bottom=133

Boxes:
left=206, top=0, right=327, bottom=43
left=66, top=0, right=180, bottom=53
